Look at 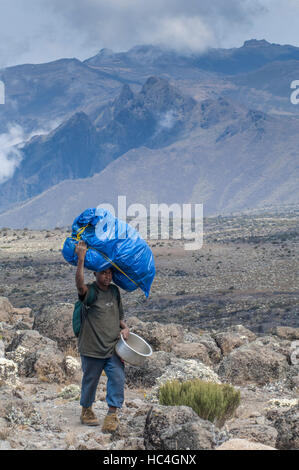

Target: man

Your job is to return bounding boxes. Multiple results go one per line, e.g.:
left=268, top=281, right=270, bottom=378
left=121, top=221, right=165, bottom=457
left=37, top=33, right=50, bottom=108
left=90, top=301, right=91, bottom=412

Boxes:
left=75, top=240, right=130, bottom=432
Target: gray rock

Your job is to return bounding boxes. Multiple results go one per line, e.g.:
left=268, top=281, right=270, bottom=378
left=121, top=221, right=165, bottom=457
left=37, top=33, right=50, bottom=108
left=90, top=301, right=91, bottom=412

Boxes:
left=226, top=416, right=278, bottom=447
left=0, top=358, right=20, bottom=388
left=271, top=326, right=299, bottom=341
left=216, top=438, right=276, bottom=450
left=0, top=339, right=5, bottom=358
left=125, top=351, right=173, bottom=388
left=144, top=405, right=221, bottom=450
left=0, top=441, right=12, bottom=450
left=126, top=317, right=221, bottom=366
left=171, top=342, right=212, bottom=365
left=213, top=325, right=256, bottom=355
left=33, top=302, right=76, bottom=351
left=144, top=356, right=221, bottom=403
left=195, top=333, right=222, bottom=365
left=285, top=365, right=299, bottom=391
left=5, top=330, right=65, bottom=383
left=0, top=297, right=13, bottom=323
left=266, top=405, right=299, bottom=450
left=218, top=338, right=289, bottom=386
left=126, top=317, right=181, bottom=352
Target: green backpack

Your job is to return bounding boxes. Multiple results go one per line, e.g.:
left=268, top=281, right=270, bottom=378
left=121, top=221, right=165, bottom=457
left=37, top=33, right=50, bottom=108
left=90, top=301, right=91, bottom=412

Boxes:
left=72, top=283, right=97, bottom=337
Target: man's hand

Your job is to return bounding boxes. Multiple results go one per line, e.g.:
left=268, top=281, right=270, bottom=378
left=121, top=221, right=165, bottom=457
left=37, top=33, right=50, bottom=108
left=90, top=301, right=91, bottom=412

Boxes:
left=75, top=240, right=87, bottom=259
left=121, top=326, right=130, bottom=341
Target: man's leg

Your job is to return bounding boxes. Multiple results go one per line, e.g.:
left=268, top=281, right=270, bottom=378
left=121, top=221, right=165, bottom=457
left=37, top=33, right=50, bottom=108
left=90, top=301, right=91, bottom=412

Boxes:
left=104, top=353, right=125, bottom=409
left=80, top=355, right=104, bottom=425
left=101, top=353, right=125, bottom=432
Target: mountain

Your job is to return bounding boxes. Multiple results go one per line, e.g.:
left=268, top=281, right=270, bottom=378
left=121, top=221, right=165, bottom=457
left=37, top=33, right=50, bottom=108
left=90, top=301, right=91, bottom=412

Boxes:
left=0, top=40, right=299, bottom=227
left=0, top=58, right=134, bottom=135
left=0, top=77, right=196, bottom=212
left=0, top=112, right=108, bottom=211
left=0, top=93, right=298, bottom=229
left=1, top=39, right=299, bottom=138
left=192, top=39, right=299, bottom=75
left=86, top=40, right=299, bottom=76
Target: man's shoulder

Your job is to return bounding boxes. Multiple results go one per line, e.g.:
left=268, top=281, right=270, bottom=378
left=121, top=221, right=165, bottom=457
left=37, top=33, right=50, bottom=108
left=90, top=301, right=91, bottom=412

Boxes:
left=78, top=282, right=96, bottom=302
left=110, top=283, right=120, bottom=292
left=110, top=283, right=121, bottom=297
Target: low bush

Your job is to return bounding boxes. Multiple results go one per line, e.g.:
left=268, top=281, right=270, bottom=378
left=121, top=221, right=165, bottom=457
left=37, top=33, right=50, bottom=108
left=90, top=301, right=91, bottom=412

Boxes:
left=159, top=379, right=240, bottom=427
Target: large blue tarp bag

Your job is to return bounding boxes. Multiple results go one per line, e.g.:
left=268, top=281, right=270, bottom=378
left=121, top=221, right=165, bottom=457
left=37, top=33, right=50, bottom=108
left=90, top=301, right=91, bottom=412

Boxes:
left=61, top=207, right=155, bottom=297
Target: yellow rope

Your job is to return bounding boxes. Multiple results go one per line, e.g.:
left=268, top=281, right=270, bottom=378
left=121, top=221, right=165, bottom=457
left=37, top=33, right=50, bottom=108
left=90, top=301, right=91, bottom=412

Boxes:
left=61, top=224, right=138, bottom=287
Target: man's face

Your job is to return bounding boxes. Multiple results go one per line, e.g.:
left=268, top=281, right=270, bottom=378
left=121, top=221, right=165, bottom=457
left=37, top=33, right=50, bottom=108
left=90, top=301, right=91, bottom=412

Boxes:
left=95, top=268, right=113, bottom=287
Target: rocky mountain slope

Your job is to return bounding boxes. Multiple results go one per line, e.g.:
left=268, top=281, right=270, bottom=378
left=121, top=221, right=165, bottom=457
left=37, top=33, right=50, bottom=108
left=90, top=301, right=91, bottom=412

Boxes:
left=0, top=77, right=196, bottom=214
left=1, top=39, right=298, bottom=130
left=0, top=295, right=298, bottom=450
left=0, top=40, right=299, bottom=228
left=0, top=83, right=298, bottom=228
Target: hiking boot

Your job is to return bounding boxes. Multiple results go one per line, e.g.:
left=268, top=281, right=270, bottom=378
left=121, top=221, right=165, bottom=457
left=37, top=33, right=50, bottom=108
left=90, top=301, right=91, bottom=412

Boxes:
left=101, top=412, right=119, bottom=433
left=80, top=406, right=100, bottom=426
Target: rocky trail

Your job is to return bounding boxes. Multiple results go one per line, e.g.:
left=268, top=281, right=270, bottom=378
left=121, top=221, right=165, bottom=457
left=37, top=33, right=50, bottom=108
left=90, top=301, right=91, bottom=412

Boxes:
left=0, top=212, right=298, bottom=450
left=0, top=297, right=298, bottom=450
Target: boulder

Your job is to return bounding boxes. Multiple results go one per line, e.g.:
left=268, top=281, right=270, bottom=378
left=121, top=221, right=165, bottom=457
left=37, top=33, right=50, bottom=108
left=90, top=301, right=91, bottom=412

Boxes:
left=0, top=297, right=32, bottom=326
left=126, top=316, right=181, bottom=352
left=0, top=297, right=13, bottom=323
left=64, top=356, right=81, bottom=378
left=213, top=325, right=256, bottom=355
left=125, top=351, right=173, bottom=388
left=271, top=326, right=299, bottom=341
left=145, top=357, right=221, bottom=403
left=0, top=358, right=20, bottom=388
left=286, top=365, right=299, bottom=391
left=226, top=416, right=278, bottom=447
left=5, top=330, right=65, bottom=383
left=126, top=317, right=221, bottom=365
left=170, top=342, right=211, bottom=365
left=216, top=438, right=276, bottom=450
left=218, top=338, right=289, bottom=386
left=144, top=405, right=221, bottom=450
left=33, top=302, right=76, bottom=351
left=195, top=333, right=222, bottom=365
left=266, top=405, right=299, bottom=450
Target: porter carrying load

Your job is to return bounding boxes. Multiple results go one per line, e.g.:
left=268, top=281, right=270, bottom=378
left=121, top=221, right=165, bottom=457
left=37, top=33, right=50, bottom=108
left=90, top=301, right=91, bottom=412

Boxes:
left=61, top=207, right=155, bottom=297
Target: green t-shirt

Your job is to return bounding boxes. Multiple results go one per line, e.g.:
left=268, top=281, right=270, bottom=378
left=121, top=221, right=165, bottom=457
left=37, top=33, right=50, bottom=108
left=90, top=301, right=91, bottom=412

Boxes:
left=78, top=281, right=124, bottom=359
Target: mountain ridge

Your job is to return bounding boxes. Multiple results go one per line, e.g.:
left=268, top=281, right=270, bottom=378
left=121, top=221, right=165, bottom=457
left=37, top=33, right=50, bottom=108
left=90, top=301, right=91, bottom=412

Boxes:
left=0, top=39, right=298, bottom=227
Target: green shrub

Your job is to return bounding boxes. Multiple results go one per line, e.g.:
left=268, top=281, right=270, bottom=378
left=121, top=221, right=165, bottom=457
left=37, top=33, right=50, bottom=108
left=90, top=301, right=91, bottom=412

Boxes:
left=159, top=379, right=240, bottom=427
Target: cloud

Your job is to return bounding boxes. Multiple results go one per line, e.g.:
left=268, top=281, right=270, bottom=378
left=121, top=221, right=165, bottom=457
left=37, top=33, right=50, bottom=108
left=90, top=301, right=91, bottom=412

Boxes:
left=0, top=119, right=62, bottom=183
left=48, top=0, right=266, bottom=53
left=0, top=0, right=298, bottom=69
left=0, top=124, right=24, bottom=183
left=158, top=110, right=178, bottom=130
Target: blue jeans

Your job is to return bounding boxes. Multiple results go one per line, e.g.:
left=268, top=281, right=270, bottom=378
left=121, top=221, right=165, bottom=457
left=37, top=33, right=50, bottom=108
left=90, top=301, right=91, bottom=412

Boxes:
left=80, top=353, right=125, bottom=409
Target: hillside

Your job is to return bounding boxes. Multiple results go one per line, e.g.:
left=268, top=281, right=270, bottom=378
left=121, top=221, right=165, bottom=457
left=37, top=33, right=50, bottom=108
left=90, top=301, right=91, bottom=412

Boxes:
left=0, top=40, right=299, bottom=228
left=0, top=91, right=298, bottom=229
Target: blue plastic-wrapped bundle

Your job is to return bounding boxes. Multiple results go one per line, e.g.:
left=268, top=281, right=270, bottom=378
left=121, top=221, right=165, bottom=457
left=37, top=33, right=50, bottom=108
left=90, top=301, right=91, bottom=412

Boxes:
left=61, top=207, right=155, bottom=297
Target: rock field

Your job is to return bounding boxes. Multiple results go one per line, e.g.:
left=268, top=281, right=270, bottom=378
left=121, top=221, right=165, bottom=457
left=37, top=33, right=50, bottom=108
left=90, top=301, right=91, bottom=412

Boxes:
left=0, top=210, right=298, bottom=450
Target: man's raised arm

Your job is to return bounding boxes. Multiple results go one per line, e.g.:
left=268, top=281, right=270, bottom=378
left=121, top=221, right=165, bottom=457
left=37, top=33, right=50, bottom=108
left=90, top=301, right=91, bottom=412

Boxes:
left=75, top=240, right=88, bottom=297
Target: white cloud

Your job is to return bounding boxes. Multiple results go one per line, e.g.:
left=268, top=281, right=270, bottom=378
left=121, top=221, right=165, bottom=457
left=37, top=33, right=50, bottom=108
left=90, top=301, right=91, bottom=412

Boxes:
left=0, top=0, right=298, bottom=69
left=0, top=119, right=62, bottom=183
left=158, top=110, right=178, bottom=130
left=0, top=124, right=24, bottom=183
left=143, top=16, right=215, bottom=53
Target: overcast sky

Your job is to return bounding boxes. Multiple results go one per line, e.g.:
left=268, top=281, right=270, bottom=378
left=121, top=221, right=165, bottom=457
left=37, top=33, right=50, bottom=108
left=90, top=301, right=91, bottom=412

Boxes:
left=0, top=0, right=299, bottom=68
